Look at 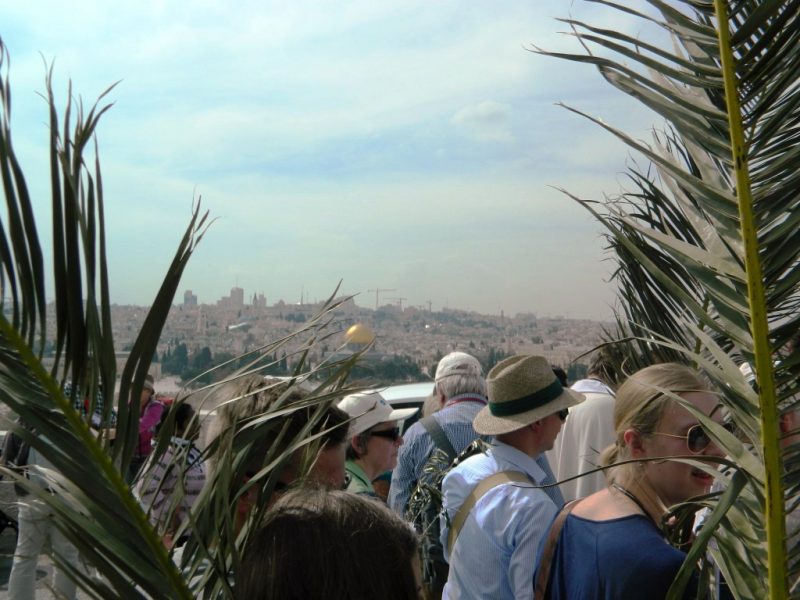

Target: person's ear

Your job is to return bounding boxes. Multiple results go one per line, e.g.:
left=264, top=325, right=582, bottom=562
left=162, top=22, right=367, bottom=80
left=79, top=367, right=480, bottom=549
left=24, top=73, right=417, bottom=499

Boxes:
left=435, top=384, right=447, bottom=407
left=623, top=428, right=646, bottom=457
left=529, top=420, right=543, bottom=434
left=350, top=435, right=367, bottom=457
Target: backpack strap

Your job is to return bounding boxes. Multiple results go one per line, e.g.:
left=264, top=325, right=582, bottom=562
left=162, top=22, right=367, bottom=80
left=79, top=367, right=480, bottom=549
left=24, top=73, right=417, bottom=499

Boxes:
left=447, top=470, right=532, bottom=554
left=533, top=499, right=581, bottom=600
left=421, top=416, right=457, bottom=462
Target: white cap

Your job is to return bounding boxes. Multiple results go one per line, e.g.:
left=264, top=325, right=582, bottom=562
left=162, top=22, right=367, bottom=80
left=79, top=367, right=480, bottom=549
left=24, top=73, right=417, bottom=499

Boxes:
left=435, top=352, right=482, bottom=381
left=337, top=391, right=419, bottom=436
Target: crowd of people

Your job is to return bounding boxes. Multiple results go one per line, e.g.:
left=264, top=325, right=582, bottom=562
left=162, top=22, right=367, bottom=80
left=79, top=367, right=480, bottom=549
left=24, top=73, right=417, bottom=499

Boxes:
left=0, top=348, right=776, bottom=599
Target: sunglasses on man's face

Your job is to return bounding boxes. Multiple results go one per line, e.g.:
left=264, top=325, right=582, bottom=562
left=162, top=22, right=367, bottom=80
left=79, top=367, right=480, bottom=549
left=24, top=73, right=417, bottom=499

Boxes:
left=557, top=408, right=569, bottom=422
left=369, top=427, right=401, bottom=441
left=653, top=421, right=736, bottom=453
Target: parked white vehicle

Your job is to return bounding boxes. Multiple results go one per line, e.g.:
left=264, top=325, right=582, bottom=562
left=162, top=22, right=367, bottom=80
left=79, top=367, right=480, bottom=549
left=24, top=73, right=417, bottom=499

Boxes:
left=379, top=382, right=434, bottom=433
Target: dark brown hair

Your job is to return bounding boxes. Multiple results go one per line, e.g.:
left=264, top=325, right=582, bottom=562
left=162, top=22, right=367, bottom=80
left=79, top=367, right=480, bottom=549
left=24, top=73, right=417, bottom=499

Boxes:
left=345, top=430, right=371, bottom=461
left=210, top=375, right=348, bottom=474
left=236, top=488, right=420, bottom=599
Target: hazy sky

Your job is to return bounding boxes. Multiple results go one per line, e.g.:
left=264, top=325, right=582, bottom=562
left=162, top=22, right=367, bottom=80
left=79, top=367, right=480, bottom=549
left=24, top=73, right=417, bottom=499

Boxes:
left=1, top=1, right=658, bottom=320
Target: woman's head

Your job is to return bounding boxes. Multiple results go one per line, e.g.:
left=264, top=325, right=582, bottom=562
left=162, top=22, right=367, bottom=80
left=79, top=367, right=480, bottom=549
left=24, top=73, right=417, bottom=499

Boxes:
left=345, top=421, right=404, bottom=480
left=600, top=363, right=724, bottom=504
left=209, top=375, right=350, bottom=518
left=337, top=391, right=417, bottom=480
left=140, top=375, right=155, bottom=411
left=236, top=488, right=421, bottom=600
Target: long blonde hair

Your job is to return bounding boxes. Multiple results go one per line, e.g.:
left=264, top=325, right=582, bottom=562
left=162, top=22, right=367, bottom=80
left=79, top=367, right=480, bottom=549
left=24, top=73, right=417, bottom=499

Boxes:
left=600, top=362, right=710, bottom=484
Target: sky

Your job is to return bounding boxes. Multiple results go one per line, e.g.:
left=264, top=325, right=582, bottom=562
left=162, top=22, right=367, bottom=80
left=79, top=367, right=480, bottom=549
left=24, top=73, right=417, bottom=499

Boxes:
left=0, top=1, right=660, bottom=320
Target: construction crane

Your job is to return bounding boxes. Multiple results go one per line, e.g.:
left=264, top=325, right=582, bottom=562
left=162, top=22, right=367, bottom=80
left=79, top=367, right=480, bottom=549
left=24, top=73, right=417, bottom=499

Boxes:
left=387, top=297, right=408, bottom=311
left=367, top=288, right=397, bottom=310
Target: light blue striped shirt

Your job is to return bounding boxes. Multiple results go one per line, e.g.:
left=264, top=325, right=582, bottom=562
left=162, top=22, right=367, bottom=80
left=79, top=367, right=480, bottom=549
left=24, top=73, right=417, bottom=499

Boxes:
left=389, top=394, right=487, bottom=515
left=389, top=396, right=564, bottom=514
left=440, top=441, right=558, bottom=600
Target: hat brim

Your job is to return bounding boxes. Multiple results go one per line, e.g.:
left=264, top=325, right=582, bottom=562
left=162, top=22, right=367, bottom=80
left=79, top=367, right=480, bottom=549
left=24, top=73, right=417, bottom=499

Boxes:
left=473, top=388, right=585, bottom=436
left=389, top=407, right=419, bottom=422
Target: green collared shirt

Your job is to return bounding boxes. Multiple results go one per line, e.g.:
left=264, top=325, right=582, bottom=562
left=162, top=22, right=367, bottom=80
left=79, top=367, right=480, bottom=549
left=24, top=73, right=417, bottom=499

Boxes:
left=345, top=460, right=375, bottom=496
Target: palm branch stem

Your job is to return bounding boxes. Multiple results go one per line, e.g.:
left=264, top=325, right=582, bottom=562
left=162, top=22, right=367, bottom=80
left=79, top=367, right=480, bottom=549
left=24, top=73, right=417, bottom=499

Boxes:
left=713, top=1, right=786, bottom=596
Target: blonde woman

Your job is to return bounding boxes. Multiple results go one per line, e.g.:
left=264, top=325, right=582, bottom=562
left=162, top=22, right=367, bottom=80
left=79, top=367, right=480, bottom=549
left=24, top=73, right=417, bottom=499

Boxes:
left=535, top=363, right=730, bottom=599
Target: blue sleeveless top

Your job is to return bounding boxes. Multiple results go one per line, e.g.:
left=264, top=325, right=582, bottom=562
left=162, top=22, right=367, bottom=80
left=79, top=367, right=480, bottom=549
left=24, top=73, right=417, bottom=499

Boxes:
left=537, top=512, right=696, bottom=599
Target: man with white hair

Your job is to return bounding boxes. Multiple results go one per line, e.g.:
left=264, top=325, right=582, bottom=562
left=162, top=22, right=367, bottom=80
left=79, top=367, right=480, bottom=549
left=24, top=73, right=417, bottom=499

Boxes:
left=388, top=351, right=489, bottom=515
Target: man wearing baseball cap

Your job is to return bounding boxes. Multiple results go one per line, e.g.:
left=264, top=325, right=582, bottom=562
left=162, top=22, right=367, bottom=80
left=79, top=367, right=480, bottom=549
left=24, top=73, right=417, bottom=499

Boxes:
left=440, top=355, right=584, bottom=600
left=338, top=391, right=418, bottom=499
left=388, top=351, right=488, bottom=515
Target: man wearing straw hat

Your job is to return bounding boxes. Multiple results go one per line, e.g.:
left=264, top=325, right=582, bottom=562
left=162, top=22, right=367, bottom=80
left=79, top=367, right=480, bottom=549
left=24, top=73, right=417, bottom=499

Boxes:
left=439, top=355, right=584, bottom=600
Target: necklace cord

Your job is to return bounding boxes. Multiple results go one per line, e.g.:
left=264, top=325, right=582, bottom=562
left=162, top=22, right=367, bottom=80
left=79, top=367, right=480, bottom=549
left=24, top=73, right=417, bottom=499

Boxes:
left=611, top=483, right=654, bottom=522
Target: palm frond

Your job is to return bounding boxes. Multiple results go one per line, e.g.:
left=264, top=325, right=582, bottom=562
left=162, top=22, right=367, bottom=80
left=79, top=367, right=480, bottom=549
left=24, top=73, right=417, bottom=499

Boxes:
left=1, top=37, right=204, bottom=598
left=539, top=2, right=800, bottom=597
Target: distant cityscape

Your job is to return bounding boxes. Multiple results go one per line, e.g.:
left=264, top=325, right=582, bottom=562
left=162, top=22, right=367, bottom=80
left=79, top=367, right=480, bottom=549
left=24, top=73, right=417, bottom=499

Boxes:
left=100, top=286, right=611, bottom=390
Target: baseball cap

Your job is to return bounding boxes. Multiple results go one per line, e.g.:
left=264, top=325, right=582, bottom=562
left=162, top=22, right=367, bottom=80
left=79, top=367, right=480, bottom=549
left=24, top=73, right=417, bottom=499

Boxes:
left=337, top=391, right=419, bottom=436
left=435, top=352, right=482, bottom=381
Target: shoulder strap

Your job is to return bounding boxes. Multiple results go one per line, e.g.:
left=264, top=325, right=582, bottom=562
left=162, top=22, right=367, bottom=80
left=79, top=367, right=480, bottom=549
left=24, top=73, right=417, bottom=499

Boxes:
left=533, top=499, right=581, bottom=600
left=447, top=470, right=532, bottom=554
left=421, top=416, right=457, bottom=461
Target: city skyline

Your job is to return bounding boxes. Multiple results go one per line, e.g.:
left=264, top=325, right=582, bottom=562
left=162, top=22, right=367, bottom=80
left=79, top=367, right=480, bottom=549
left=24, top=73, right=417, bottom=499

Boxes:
left=2, top=2, right=661, bottom=321
left=175, top=285, right=609, bottom=320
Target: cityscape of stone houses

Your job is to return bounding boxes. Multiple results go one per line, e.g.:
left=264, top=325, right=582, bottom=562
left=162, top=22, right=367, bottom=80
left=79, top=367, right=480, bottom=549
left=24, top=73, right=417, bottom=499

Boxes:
left=103, top=286, right=610, bottom=392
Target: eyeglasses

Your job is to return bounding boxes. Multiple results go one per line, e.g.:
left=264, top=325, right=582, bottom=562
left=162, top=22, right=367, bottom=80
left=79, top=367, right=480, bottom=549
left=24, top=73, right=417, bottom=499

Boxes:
left=652, top=422, right=736, bottom=453
left=369, top=427, right=401, bottom=441
left=557, top=408, right=569, bottom=422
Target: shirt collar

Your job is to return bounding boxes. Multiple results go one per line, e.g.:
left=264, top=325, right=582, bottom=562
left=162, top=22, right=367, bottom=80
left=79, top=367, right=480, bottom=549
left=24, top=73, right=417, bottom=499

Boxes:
left=346, top=460, right=372, bottom=487
left=444, top=393, right=488, bottom=408
left=571, top=378, right=615, bottom=396
left=489, top=440, right=546, bottom=481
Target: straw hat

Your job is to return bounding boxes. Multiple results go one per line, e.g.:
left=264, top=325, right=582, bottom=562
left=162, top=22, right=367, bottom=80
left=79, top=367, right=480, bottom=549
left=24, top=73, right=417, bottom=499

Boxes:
left=473, top=355, right=584, bottom=435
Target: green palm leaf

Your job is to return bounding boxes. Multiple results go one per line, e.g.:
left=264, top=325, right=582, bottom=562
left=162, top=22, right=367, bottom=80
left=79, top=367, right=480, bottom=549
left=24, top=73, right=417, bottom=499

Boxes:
left=539, top=2, right=800, bottom=598
left=1, top=38, right=204, bottom=598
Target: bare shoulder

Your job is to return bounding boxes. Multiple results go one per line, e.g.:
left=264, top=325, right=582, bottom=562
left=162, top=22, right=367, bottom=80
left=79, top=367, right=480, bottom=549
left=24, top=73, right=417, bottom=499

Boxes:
left=571, top=488, right=637, bottom=521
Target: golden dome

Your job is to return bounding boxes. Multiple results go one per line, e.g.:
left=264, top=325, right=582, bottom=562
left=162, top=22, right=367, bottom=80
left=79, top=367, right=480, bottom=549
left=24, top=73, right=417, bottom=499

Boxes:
left=345, top=323, right=375, bottom=345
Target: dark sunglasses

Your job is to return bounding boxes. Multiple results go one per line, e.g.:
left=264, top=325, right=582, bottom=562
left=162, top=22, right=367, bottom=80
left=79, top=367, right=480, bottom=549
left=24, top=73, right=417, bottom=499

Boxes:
left=369, top=427, right=401, bottom=441
left=557, top=408, right=569, bottom=422
left=654, top=421, right=736, bottom=453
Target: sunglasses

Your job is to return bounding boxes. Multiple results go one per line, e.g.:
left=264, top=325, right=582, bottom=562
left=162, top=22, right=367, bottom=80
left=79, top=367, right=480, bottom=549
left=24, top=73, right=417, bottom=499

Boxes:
left=369, top=427, right=401, bottom=441
left=557, top=408, right=569, bottom=422
left=653, top=421, right=736, bottom=453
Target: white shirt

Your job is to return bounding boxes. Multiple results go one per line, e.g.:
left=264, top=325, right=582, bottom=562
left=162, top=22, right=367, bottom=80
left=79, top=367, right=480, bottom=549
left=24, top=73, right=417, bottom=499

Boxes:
left=547, top=378, right=615, bottom=501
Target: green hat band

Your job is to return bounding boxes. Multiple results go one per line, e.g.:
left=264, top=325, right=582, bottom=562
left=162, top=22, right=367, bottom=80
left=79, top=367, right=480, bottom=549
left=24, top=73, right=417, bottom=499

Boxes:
left=488, top=379, right=563, bottom=417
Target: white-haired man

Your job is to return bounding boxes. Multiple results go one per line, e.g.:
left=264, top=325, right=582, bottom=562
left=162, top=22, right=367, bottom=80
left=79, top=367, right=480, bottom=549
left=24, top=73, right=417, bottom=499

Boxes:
left=440, top=355, right=584, bottom=600
left=388, top=352, right=489, bottom=515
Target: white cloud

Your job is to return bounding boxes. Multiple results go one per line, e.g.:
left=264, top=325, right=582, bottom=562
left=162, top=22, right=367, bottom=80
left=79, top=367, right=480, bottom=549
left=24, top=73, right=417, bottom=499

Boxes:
left=1, top=0, right=659, bottom=321
left=450, top=101, right=513, bottom=142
